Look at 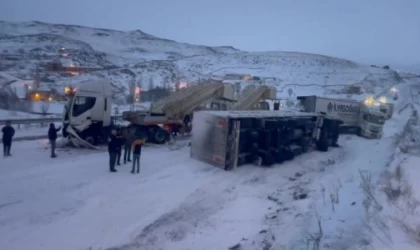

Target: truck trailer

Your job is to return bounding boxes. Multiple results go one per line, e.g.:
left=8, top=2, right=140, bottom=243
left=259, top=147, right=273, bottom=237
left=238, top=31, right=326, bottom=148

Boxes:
left=190, top=110, right=342, bottom=170
left=297, top=95, right=386, bottom=139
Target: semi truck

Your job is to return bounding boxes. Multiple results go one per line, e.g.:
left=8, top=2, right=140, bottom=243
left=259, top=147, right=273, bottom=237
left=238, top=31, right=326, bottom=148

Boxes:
left=297, top=95, right=386, bottom=139
left=62, top=79, right=237, bottom=147
left=190, top=110, right=342, bottom=170
left=62, top=79, right=278, bottom=148
left=378, top=96, right=395, bottom=119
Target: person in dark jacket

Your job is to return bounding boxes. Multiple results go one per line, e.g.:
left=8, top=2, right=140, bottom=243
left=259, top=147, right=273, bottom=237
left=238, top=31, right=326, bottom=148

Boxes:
left=116, top=128, right=124, bottom=165
left=48, top=123, right=61, bottom=158
left=122, top=127, right=135, bottom=164
left=108, top=129, right=120, bottom=172
left=2, top=121, right=15, bottom=156
left=131, top=138, right=145, bottom=174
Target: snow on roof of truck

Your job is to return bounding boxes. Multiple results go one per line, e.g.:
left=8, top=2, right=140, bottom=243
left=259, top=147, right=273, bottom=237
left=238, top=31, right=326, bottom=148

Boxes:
left=196, top=109, right=322, bottom=118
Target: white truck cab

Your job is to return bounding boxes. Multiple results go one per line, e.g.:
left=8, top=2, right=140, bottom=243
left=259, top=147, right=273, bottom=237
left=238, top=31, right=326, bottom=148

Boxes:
left=62, top=79, right=113, bottom=145
left=359, top=103, right=386, bottom=138
left=377, top=96, right=395, bottom=119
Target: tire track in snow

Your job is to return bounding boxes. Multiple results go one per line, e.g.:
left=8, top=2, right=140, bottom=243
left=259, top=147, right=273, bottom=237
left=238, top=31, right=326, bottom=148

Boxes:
left=105, top=169, right=248, bottom=250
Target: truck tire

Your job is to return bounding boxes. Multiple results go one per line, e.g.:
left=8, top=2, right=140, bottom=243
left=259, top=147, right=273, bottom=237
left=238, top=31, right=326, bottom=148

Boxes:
left=259, top=150, right=274, bottom=166
left=82, top=131, right=97, bottom=145
left=84, top=135, right=96, bottom=145
left=356, top=127, right=362, bottom=137
left=273, top=150, right=284, bottom=164
left=62, top=124, right=69, bottom=138
left=152, top=128, right=169, bottom=144
left=283, top=148, right=295, bottom=161
left=317, top=137, right=329, bottom=152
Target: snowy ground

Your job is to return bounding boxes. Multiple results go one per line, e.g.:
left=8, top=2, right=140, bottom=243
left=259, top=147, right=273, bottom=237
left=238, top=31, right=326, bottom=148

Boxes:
left=0, top=82, right=418, bottom=250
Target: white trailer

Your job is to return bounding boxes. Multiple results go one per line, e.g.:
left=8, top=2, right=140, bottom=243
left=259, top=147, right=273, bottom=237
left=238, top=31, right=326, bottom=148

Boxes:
left=190, top=110, right=342, bottom=170
left=297, top=95, right=386, bottom=139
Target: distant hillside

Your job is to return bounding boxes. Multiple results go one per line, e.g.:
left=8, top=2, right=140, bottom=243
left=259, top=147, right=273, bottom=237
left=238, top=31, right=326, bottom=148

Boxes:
left=0, top=20, right=404, bottom=103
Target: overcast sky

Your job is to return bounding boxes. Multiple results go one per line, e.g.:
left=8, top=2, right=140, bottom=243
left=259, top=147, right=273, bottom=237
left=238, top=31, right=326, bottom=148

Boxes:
left=1, top=0, right=419, bottom=66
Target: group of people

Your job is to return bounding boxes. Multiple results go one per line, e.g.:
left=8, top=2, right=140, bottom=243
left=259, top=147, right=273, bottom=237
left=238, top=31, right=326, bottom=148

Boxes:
left=2, top=121, right=144, bottom=174
left=107, top=127, right=145, bottom=174
left=1, top=121, right=62, bottom=158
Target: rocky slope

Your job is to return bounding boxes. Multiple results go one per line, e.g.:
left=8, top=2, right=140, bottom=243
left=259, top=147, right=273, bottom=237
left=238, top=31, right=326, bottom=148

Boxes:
left=0, top=20, right=403, bottom=103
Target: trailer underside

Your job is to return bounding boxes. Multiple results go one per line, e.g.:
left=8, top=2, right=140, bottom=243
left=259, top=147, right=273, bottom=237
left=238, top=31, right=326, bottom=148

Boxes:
left=191, top=111, right=342, bottom=170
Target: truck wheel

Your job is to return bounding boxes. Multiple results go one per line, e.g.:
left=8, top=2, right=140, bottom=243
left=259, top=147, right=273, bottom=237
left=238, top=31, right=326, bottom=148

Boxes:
left=153, top=128, right=169, bottom=144
left=82, top=132, right=96, bottom=145
left=259, top=151, right=274, bottom=166
left=84, top=136, right=96, bottom=145
left=62, top=124, right=69, bottom=138
left=317, top=138, right=329, bottom=152
left=283, top=149, right=295, bottom=161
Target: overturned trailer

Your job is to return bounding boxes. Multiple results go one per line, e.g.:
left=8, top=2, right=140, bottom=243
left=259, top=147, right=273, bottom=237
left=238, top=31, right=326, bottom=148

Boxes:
left=190, top=110, right=342, bottom=170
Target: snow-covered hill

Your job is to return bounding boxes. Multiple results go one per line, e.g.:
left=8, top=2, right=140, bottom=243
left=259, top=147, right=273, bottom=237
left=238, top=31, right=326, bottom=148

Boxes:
left=0, top=20, right=404, bottom=103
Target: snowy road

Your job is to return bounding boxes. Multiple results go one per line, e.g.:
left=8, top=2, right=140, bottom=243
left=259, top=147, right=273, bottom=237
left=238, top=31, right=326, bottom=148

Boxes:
left=0, top=137, right=349, bottom=250
left=0, top=82, right=416, bottom=250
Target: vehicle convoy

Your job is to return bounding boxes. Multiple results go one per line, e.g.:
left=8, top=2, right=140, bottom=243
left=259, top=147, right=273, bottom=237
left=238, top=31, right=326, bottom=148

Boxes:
left=297, top=95, right=386, bottom=139
left=62, top=79, right=236, bottom=147
left=190, top=110, right=342, bottom=170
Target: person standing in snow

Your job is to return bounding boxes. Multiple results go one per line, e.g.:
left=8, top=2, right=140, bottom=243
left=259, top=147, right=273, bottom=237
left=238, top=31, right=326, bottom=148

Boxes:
left=108, top=129, right=119, bottom=172
left=1, top=121, right=15, bottom=157
left=116, top=127, right=124, bottom=165
left=122, top=127, right=134, bottom=164
left=131, top=138, right=145, bottom=174
left=48, top=123, right=61, bottom=158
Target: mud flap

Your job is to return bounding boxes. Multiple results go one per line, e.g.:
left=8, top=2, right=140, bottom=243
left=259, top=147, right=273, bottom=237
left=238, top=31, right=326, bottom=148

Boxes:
left=65, top=125, right=100, bottom=150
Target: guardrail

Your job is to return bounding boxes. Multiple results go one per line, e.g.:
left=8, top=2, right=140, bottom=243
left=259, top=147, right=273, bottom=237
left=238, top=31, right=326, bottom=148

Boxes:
left=0, top=114, right=124, bottom=127
left=0, top=117, right=62, bottom=126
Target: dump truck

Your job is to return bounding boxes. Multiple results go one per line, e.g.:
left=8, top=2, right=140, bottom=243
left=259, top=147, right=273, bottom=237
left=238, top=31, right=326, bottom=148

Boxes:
left=297, top=95, right=386, bottom=139
left=190, top=110, right=342, bottom=170
left=62, top=79, right=235, bottom=147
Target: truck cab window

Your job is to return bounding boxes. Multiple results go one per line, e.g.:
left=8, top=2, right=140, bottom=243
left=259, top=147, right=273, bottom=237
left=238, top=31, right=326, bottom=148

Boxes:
left=72, top=97, right=96, bottom=117
left=211, top=102, right=220, bottom=110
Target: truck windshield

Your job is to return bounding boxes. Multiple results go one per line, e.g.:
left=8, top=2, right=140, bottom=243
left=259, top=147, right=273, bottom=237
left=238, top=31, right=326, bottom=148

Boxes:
left=363, top=114, right=385, bottom=124
left=72, top=96, right=96, bottom=117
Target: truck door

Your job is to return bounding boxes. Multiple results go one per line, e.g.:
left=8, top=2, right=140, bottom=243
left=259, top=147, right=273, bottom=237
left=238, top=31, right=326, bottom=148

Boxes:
left=70, top=96, right=96, bottom=130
